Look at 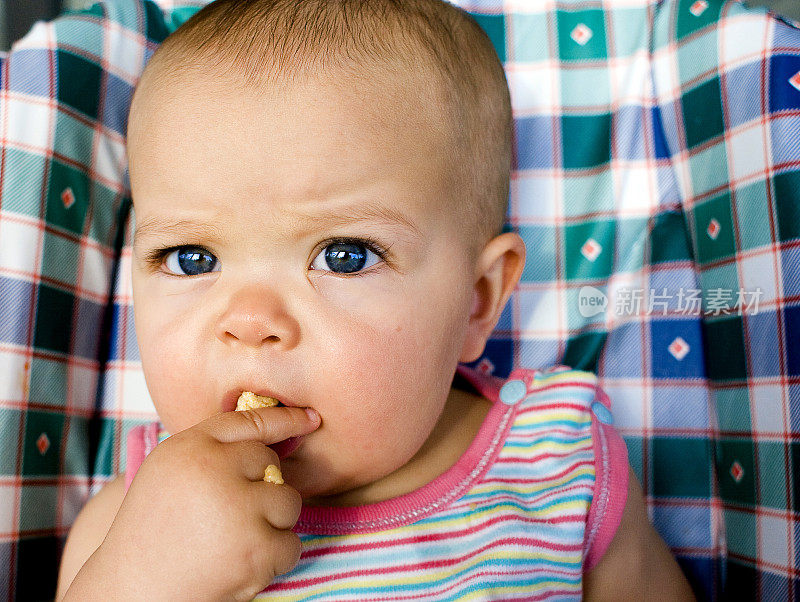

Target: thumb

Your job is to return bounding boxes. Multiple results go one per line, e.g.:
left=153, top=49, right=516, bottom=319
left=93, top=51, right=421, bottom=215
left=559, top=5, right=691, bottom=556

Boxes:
left=201, top=406, right=321, bottom=445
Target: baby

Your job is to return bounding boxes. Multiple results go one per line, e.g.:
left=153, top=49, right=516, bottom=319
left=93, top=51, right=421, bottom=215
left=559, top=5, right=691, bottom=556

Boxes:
left=57, top=0, right=694, bottom=599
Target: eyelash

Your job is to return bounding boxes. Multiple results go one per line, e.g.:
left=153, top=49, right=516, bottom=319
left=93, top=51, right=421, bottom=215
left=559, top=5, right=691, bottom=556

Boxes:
left=312, top=236, right=390, bottom=276
left=143, top=246, right=183, bottom=272
left=143, top=237, right=391, bottom=276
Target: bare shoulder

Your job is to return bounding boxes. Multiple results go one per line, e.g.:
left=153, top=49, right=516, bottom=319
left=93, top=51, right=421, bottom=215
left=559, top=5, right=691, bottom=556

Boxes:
left=56, top=475, right=127, bottom=600
left=583, top=467, right=696, bottom=601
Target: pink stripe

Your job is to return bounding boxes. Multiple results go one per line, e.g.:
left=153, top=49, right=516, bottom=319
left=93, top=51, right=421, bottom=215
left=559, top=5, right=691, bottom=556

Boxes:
left=475, top=484, right=592, bottom=509
left=477, top=459, right=594, bottom=485
left=302, top=513, right=586, bottom=559
left=508, top=426, right=593, bottom=439
left=582, top=386, right=629, bottom=573
left=514, top=401, right=591, bottom=415
left=124, top=423, right=159, bottom=492
left=495, top=447, right=591, bottom=464
left=527, top=381, right=597, bottom=395
left=275, top=537, right=582, bottom=591
left=273, top=567, right=580, bottom=602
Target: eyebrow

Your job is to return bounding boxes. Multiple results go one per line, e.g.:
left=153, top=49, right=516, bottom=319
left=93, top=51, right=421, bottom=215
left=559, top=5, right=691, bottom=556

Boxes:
left=132, top=202, right=422, bottom=247
left=290, top=202, right=423, bottom=239
left=132, top=218, right=224, bottom=249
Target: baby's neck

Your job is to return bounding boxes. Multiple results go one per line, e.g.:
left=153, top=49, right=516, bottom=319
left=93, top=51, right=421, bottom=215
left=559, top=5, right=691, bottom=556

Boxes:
left=304, top=386, right=491, bottom=507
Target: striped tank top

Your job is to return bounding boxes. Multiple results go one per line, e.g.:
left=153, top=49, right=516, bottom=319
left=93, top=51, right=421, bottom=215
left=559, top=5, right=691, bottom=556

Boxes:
left=125, top=365, right=628, bottom=600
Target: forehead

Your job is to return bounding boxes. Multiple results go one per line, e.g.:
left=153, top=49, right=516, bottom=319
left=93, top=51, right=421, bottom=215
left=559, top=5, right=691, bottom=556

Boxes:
left=128, top=65, right=459, bottom=217
left=129, top=59, right=455, bottom=156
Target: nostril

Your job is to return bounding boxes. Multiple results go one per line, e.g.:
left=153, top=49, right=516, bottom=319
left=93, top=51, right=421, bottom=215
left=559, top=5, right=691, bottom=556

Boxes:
left=219, top=330, right=281, bottom=345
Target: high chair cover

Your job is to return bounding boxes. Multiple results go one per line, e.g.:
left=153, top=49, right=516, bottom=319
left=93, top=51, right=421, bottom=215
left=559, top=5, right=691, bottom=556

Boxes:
left=0, top=0, right=798, bottom=598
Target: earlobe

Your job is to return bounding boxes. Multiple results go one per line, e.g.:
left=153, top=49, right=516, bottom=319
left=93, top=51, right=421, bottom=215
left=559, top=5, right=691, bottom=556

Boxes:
left=459, top=232, right=526, bottom=363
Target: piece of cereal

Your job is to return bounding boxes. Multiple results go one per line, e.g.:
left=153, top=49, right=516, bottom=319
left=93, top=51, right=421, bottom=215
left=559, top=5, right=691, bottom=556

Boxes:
left=236, top=391, right=279, bottom=411
left=263, top=465, right=284, bottom=485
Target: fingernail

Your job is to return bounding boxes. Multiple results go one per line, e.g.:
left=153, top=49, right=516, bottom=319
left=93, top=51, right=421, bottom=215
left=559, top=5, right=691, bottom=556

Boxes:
left=305, top=408, right=320, bottom=424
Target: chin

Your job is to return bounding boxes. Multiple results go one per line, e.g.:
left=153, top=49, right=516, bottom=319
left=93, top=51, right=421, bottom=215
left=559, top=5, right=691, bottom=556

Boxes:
left=284, top=464, right=364, bottom=506
left=292, top=481, right=340, bottom=505
left=281, top=459, right=331, bottom=499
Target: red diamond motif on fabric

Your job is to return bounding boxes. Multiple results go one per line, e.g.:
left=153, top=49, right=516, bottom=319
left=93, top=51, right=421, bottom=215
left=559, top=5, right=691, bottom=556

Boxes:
left=690, top=0, right=708, bottom=16
left=730, top=461, right=744, bottom=483
left=790, top=71, right=800, bottom=92
left=37, top=433, right=50, bottom=455
left=707, top=218, right=721, bottom=240
left=477, top=357, right=495, bottom=375
left=581, top=238, right=602, bottom=262
left=61, top=188, right=76, bottom=209
left=668, top=337, right=690, bottom=361
left=570, top=24, right=593, bottom=46
left=20, top=360, right=31, bottom=398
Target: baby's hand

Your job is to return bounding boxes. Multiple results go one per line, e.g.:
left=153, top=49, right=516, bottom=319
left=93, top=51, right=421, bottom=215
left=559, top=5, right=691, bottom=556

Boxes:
left=89, top=406, right=320, bottom=600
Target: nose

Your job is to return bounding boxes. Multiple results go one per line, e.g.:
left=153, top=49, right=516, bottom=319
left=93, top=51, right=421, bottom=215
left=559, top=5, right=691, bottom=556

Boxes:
left=214, top=286, right=300, bottom=349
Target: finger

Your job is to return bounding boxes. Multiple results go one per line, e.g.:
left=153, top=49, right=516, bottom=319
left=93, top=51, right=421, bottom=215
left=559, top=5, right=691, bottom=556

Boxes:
left=201, top=406, right=320, bottom=445
left=263, top=528, right=303, bottom=578
left=274, top=529, right=303, bottom=577
left=228, top=440, right=280, bottom=481
left=250, top=480, right=303, bottom=530
left=242, top=524, right=302, bottom=590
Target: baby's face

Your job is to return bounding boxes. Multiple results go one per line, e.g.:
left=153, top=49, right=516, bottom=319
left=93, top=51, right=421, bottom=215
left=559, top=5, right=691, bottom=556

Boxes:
left=128, top=68, right=482, bottom=500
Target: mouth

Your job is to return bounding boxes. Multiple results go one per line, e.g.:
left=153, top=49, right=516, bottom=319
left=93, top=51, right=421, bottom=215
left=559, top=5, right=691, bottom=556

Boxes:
left=270, top=436, right=303, bottom=459
left=222, top=388, right=310, bottom=460
left=223, top=388, right=288, bottom=413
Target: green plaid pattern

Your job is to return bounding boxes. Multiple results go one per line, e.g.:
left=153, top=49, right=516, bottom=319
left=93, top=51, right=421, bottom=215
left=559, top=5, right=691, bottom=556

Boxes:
left=1, top=0, right=799, bottom=599
left=0, top=2, right=203, bottom=599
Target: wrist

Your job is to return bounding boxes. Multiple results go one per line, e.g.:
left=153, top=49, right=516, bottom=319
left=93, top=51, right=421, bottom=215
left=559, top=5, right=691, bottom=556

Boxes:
left=62, top=543, right=138, bottom=601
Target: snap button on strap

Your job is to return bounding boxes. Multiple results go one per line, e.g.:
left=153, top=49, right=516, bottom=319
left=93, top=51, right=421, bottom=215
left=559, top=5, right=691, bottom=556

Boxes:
left=591, top=401, right=614, bottom=425
left=499, top=379, right=527, bottom=405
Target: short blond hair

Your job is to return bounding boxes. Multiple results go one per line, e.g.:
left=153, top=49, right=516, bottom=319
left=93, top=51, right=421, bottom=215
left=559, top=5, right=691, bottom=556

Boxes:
left=136, top=0, right=511, bottom=244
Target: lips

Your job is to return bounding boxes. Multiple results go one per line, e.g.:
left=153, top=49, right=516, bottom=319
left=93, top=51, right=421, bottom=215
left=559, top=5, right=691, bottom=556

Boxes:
left=222, top=388, right=311, bottom=459
left=223, top=388, right=286, bottom=413
left=269, top=436, right=303, bottom=459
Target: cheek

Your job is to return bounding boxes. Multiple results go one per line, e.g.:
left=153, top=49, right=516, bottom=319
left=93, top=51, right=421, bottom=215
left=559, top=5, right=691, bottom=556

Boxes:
left=316, top=293, right=463, bottom=399
left=133, top=286, right=214, bottom=433
left=316, top=269, right=472, bottom=364
left=312, top=289, right=468, bottom=451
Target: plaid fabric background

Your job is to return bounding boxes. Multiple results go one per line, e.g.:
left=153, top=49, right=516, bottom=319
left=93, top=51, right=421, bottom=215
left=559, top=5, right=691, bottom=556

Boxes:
left=0, top=0, right=798, bottom=599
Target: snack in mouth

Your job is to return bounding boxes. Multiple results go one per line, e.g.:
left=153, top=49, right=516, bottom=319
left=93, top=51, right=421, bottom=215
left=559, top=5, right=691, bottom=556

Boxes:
left=236, top=392, right=285, bottom=484
left=263, top=465, right=284, bottom=485
left=236, top=391, right=279, bottom=411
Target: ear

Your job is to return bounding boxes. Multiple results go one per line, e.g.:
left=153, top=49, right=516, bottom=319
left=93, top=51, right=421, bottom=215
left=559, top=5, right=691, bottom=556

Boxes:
left=459, top=232, right=526, bottom=363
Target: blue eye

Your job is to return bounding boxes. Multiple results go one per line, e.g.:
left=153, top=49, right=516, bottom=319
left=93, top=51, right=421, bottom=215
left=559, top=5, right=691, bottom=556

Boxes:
left=164, top=246, right=219, bottom=275
left=311, top=241, right=381, bottom=274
